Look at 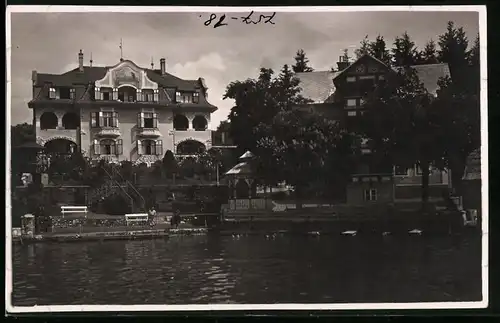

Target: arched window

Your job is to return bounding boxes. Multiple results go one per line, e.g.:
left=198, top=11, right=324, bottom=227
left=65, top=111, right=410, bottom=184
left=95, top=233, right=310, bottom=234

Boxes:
left=235, top=179, right=250, bottom=198
left=176, top=140, right=206, bottom=155
left=192, top=115, right=208, bottom=131
left=45, top=138, right=76, bottom=154
left=40, top=112, right=58, bottom=130
left=62, top=112, right=79, bottom=129
left=118, top=86, right=137, bottom=102
left=173, top=115, right=189, bottom=131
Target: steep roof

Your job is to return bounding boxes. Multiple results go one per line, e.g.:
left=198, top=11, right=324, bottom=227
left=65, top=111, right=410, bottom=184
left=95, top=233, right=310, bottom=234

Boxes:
left=392, top=63, right=451, bottom=96
left=34, top=65, right=202, bottom=91
left=295, top=55, right=451, bottom=103
left=295, top=71, right=338, bottom=103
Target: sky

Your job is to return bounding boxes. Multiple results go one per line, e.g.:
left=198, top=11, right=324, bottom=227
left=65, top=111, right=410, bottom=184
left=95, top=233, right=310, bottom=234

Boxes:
left=9, top=9, right=479, bottom=128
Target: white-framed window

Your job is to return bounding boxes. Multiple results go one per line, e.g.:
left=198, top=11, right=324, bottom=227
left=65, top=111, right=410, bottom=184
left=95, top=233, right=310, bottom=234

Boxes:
left=346, top=98, right=357, bottom=107
left=176, top=91, right=194, bottom=103
left=137, top=139, right=163, bottom=156
left=137, top=111, right=158, bottom=128
left=91, top=111, right=118, bottom=128
left=364, top=189, right=377, bottom=201
left=193, top=92, right=200, bottom=103
left=93, top=139, right=123, bottom=156
left=69, top=88, right=76, bottom=99
left=347, top=110, right=357, bottom=117
left=346, top=76, right=356, bottom=82
left=142, top=89, right=154, bottom=102
left=49, top=87, right=57, bottom=99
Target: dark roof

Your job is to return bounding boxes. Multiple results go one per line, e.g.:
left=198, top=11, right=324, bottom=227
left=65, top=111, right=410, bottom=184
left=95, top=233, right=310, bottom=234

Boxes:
left=34, top=64, right=202, bottom=91
left=295, top=55, right=451, bottom=103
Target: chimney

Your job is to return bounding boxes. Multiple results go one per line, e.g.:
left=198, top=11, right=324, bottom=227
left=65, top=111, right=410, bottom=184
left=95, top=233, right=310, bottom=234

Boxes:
left=337, top=55, right=350, bottom=71
left=160, top=58, right=166, bottom=75
left=31, top=70, right=37, bottom=85
left=78, top=49, right=84, bottom=72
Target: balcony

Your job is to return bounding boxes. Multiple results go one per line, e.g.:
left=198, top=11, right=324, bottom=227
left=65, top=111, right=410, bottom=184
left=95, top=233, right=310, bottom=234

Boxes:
left=37, top=128, right=78, bottom=141
left=136, top=127, right=162, bottom=138
left=95, top=127, right=121, bottom=138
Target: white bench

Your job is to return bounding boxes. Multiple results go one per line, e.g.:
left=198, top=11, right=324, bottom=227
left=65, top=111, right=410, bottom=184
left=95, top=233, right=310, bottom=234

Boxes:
left=61, top=206, right=88, bottom=218
left=125, top=213, right=149, bottom=226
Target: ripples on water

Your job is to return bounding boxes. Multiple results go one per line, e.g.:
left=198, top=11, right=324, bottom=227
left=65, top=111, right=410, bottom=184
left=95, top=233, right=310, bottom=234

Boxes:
left=11, top=233, right=482, bottom=306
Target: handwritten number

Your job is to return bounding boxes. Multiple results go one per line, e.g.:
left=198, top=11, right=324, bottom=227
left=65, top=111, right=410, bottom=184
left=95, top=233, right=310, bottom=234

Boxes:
left=204, top=13, right=216, bottom=26
left=263, top=12, right=276, bottom=24
left=204, top=13, right=228, bottom=28
left=214, top=14, right=228, bottom=28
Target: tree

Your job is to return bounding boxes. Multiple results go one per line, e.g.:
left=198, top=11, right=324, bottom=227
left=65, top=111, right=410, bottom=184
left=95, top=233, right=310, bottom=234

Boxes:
left=419, top=39, right=439, bottom=64
left=292, top=49, right=314, bottom=73
left=433, top=75, right=480, bottom=195
left=355, top=35, right=371, bottom=59
left=369, top=35, right=392, bottom=65
left=11, top=123, right=35, bottom=147
left=224, top=65, right=311, bottom=153
left=162, top=150, right=178, bottom=180
left=360, top=67, right=442, bottom=205
left=392, top=32, right=421, bottom=66
left=255, top=109, right=356, bottom=208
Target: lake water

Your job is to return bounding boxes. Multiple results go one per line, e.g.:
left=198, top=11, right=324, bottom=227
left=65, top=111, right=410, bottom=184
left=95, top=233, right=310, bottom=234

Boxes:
left=11, top=232, right=483, bottom=306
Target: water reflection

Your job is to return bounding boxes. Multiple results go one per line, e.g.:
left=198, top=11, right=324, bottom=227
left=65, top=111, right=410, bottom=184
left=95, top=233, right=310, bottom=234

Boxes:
left=12, top=233, right=482, bottom=305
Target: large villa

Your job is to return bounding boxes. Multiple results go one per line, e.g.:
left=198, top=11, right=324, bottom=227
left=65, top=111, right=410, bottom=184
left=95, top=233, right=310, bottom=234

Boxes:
left=29, top=50, right=218, bottom=166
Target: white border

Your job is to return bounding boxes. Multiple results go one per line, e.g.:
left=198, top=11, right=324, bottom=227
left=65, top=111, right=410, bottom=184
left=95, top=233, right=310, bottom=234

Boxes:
left=5, top=5, right=488, bottom=313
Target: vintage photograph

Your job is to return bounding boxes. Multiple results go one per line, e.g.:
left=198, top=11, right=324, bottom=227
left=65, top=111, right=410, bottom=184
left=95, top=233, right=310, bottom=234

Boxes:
left=6, top=6, right=486, bottom=311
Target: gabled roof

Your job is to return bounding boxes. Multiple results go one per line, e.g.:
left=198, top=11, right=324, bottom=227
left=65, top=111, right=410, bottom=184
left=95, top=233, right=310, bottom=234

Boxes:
left=332, top=54, right=390, bottom=81
left=295, top=55, right=451, bottom=103
left=225, top=161, right=253, bottom=176
left=392, top=63, right=451, bottom=96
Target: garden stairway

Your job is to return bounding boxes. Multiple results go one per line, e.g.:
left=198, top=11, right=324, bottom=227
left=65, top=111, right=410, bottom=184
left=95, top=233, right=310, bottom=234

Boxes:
left=87, top=165, right=146, bottom=213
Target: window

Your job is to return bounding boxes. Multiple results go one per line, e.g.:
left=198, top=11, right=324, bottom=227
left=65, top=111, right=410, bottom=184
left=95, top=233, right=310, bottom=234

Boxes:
left=100, top=139, right=116, bottom=155
left=346, top=98, right=357, bottom=107
left=346, top=76, right=356, bottom=82
left=378, top=75, right=385, bottom=81
left=101, top=88, right=112, bottom=101
left=91, top=111, right=118, bottom=128
left=394, top=165, right=408, bottom=176
left=49, top=87, right=56, bottom=99
left=59, top=87, right=71, bottom=99
left=176, top=91, right=194, bottom=103
left=142, top=89, right=154, bottom=102
left=138, top=112, right=158, bottom=128
left=118, top=86, right=136, bottom=102
left=359, top=75, right=375, bottom=80
left=70, top=88, right=75, bottom=100
left=193, top=92, right=199, bottom=103
left=347, top=110, right=357, bottom=117
left=364, top=189, right=377, bottom=201
left=138, top=139, right=163, bottom=156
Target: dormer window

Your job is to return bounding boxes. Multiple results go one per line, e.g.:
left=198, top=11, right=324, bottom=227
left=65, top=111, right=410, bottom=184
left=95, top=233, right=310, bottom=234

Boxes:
left=176, top=91, right=194, bottom=103
left=101, top=88, right=113, bottom=101
left=70, top=88, right=76, bottom=100
left=142, top=89, right=154, bottom=102
left=118, top=86, right=136, bottom=102
left=59, top=87, right=71, bottom=99
left=49, top=87, right=56, bottom=99
left=193, top=92, right=199, bottom=103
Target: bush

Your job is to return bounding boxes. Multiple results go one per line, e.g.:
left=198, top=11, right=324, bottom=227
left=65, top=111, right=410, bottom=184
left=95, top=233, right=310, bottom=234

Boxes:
left=103, top=194, right=132, bottom=215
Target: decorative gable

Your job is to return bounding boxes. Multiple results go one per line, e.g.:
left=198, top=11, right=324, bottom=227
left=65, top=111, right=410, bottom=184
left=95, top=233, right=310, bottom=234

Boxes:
left=95, top=60, right=158, bottom=90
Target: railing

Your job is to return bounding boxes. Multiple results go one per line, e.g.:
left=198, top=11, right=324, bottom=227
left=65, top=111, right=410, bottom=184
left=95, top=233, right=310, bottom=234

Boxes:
left=109, top=164, right=146, bottom=211
left=101, top=166, right=136, bottom=211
